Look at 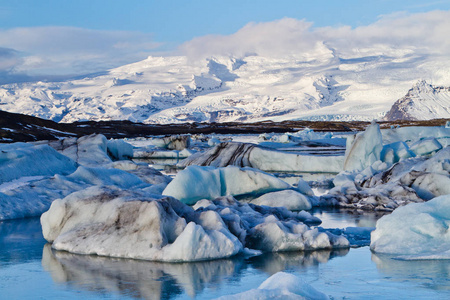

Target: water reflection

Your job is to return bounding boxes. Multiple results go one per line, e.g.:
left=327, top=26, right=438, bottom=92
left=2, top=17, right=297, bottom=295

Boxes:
left=248, top=248, right=349, bottom=275
left=42, top=245, right=349, bottom=299
left=0, top=217, right=46, bottom=264
left=372, top=253, right=450, bottom=291
left=312, top=208, right=390, bottom=228
left=42, top=245, right=246, bottom=299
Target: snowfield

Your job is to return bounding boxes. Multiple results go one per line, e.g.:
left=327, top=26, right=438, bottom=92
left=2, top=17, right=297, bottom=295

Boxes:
left=1, top=51, right=450, bottom=124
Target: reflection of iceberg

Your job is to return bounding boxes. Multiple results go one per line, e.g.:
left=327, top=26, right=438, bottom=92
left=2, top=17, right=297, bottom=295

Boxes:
left=248, top=249, right=349, bottom=275
left=371, top=253, right=450, bottom=291
left=42, top=244, right=245, bottom=299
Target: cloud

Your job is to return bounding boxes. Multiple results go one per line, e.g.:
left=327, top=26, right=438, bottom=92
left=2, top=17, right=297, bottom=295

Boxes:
left=180, top=10, right=450, bottom=60
left=0, top=27, right=162, bottom=79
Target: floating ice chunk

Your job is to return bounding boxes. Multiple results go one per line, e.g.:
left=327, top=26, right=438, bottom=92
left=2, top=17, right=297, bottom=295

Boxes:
left=343, top=123, right=383, bottom=171
left=381, top=141, right=415, bottom=164
left=66, top=166, right=149, bottom=189
left=151, top=135, right=191, bottom=150
left=163, top=165, right=290, bottom=205
left=107, top=139, right=133, bottom=160
left=409, top=138, right=442, bottom=156
left=216, top=272, right=329, bottom=300
left=297, top=178, right=314, bottom=196
left=41, top=187, right=346, bottom=261
left=370, top=194, right=450, bottom=259
left=37, top=134, right=112, bottom=166
left=180, top=142, right=344, bottom=173
left=0, top=143, right=77, bottom=183
left=41, top=186, right=241, bottom=262
left=251, top=190, right=312, bottom=211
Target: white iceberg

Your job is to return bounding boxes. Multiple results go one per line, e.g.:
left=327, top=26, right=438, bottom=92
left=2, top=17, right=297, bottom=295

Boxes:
left=343, top=122, right=382, bottom=171
left=106, top=139, right=134, bottom=160
left=0, top=142, right=77, bottom=183
left=370, top=194, right=450, bottom=259
left=163, top=165, right=291, bottom=205
left=37, top=134, right=113, bottom=166
left=215, top=272, right=329, bottom=300
left=41, top=187, right=348, bottom=262
left=251, top=189, right=312, bottom=211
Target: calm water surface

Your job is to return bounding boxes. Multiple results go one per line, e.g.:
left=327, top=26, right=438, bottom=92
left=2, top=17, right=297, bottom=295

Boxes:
left=1, top=211, right=450, bottom=299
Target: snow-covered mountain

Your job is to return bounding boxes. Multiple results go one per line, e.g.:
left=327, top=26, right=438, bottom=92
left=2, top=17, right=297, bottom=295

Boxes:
left=384, top=80, right=450, bottom=121
left=1, top=48, right=450, bottom=124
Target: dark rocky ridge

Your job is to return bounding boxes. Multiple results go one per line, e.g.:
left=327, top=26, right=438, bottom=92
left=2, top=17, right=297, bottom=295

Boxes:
left=1, top=109, right=449, bottom=143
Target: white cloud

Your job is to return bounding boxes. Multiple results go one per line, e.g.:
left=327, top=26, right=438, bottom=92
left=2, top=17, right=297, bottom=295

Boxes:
left=180, top=10, right=450, bottom=60
left=0, top=27, right=162, bottom=77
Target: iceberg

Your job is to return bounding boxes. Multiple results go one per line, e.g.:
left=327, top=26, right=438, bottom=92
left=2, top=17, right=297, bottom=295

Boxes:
left=343, top=122, right=382, bottom=171
left=41, top=187, right=348, bottom=262
left=180, top=142, right=344, bottom=173
left=36, top=134, right=113, bottom=166
left=323, top=146, right=450, bottom=211
left=163, top=165, right=291, bottom=205
left=381, top=126, right=450, bottom=146
left=251, top=189, right=312, bottom=211
left=216, top=272, right=329, bottom=300
left=370, top=194, right=450, bottom=259
left=0, top=142, right=77, bottom=183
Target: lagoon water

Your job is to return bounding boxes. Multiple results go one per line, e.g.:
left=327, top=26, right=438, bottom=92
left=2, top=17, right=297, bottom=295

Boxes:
left=1, top=211, right=450, bottom=299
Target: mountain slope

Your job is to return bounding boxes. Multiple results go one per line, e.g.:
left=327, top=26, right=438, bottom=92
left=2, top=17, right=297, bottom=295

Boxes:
left=384, top=80, right=450, bottom=121
left=1, top=49, right=449, bottom=124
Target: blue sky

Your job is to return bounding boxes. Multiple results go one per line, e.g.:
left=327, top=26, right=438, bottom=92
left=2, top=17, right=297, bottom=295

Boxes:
left=2, top=0, right=450, bottom=43
left=0, top=0, right=450, bottom=81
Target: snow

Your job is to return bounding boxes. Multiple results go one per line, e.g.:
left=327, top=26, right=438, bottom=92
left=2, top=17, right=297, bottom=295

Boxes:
left=0, top=142, right=77, bottom=183
left=162, top=165, right=290, bottom=205
left=216, top=272, right=329, bottom=300
left=41, top=187, right=348, bottom=262
left=1, top=50, right=450, bottom=123
left=180, top=142, right=344, bottom=173
left=370, top=194, right=450, bottom=259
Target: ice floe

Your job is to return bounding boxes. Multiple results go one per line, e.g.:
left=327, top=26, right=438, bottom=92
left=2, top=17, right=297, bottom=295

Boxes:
left=370, top=194, right=450, bottom=259
left=163, top=165, right=291, bottom=205
left=250, top=189, right=312, bottom=211
left=0, top=142, right=77, bottom=182
left=41, top=186, right=348, bottom=262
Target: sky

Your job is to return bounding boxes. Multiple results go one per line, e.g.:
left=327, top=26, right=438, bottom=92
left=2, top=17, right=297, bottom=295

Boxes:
left=0, top=0, right=450, bottom=82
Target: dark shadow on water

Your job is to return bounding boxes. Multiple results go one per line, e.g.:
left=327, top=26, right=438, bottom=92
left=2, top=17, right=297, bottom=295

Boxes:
left=42, top=245, right=350, bottom=300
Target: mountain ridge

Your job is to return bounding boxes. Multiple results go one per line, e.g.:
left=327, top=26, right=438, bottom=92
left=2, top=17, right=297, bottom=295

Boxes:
left=0, top=51, right=449, bottom=124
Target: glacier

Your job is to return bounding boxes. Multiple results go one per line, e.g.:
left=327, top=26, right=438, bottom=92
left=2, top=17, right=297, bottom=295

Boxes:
left=1, top=50, right=450, bottom=124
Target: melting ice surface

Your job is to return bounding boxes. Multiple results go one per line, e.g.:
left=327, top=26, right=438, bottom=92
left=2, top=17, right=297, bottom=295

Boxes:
left=1, top=211, right=450, bottom=299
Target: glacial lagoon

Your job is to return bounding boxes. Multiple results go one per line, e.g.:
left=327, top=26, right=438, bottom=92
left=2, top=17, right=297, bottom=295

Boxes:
left=1, top=210, right=450, bottom=299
